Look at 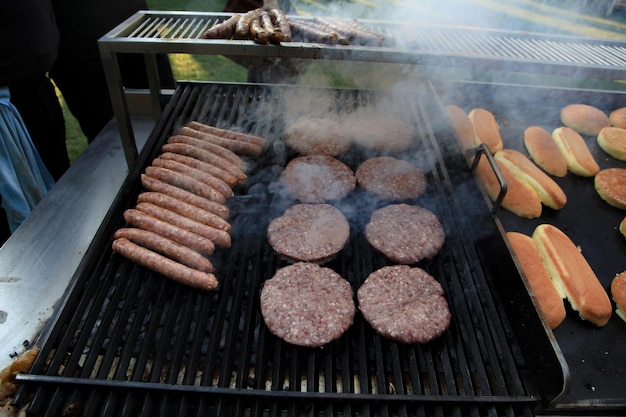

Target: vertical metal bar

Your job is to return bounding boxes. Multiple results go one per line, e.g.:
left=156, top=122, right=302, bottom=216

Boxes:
left=143, top=53, right=163, bottom=121
left=99, top=41, right=138, bottom=167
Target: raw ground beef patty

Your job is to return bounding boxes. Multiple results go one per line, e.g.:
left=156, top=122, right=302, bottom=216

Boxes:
left=365, top=204, right=445, bottom=264
left=267, top=203, right=350, bottom=264
left=280, top=154, right=356, bottom=203
left=357, top=265, right=452, bottom=344
left=356, top=156, right=427, bottom=201
left=260, top=262, right=356, bottom=347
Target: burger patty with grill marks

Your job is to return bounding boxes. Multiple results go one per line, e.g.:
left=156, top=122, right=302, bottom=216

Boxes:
left=365, top=204, right=445, bottom=264
left=358, top=265, right=451, bottom=344
left=260, top=262, right=356, bottom=347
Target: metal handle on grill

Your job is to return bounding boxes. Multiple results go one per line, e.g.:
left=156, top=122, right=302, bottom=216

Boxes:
left=470, top=143, right=507, bottom=215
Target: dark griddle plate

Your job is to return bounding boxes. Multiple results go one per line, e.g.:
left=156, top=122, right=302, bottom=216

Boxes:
left=15, top=82, right=564, bottom=417
left=433, top=80, right=626, bottom=412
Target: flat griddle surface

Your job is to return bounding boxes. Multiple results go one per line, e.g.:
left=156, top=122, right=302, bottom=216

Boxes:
left=434, top=80, right=626, bottom=410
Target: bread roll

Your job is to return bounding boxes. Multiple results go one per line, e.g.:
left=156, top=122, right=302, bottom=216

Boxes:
left=560, top=104, right=610, bottom=136
left=468, top=108, right=503, bottom=154
left=611, top=271, right=626, bottom=323
left=495, top=149, right=567, bottom=210
left=609, top=107, right=626, bottom=129
left=445, top=105, right=476, bottom=151
left=552, top=127, right=600, bottom=177
left=594, top=168, right=626, bottom=210
left=597, top=126, right=626, bottom=161
left=532, top=224, right=612, bottom=327
left=620, top=216, right=626, bottom=238
left=524, top=126, right=568, bottom=177
left=474, top=153, right=542, bottom=219
left=506, top=231, right=566, bottom=329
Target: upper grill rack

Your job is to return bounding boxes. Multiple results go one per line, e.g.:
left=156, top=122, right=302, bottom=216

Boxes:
left=101, top=11, right=626, bottom=78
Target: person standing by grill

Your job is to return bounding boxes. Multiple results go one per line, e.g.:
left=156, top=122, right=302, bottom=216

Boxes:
left=0, top=0, right=58, bottom=240
left=49, top=0, right=176, bottom=142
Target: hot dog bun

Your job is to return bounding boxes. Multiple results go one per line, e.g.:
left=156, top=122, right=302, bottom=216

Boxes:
left=594, top=168, right=626, bottom=210
left=597, top=126, right=626, bottom=161
left=609, top=107, right=626, bottom=129
left=474, top=153, right=542, bottom=219
left=611, top=271, right=626, bottom=323
left=506, top=231, right=566, bottom=329
left=524, top=126, right=568, bottom=177
left=445, top=105, right=476, bottom=151
left=552, top=127, right=600, bottom=177
left=532, top=224, right=612, bottom=327
left=561, top=104, right=610, bottom=136
left=495, top=149, right=567, bottom=210
left=468, top=108, right=503, bottom=154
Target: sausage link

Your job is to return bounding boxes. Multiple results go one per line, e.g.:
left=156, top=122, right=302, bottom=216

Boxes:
left=289, top=19, right=338, bottom=44
left=169, top=133, right=247, bottom=168
left=152, top=157, right=234, bottom=199
left=186, top=121, right=266, bottom=147
left=201, top=14, right=241, bottom=39
left=112, top=238, right=218, bottom=291
left=137, top=192, right=230, bottom=231
left=249, top=14, right=269, bottom=44
left=180, top=126, right=263, bottom=156
left=269, top=9, right=292, bottom=42
left=159, top=152, right=239, bottom=187
left=114, top=228, right=214, bottom=273
left=123, top=209, right=215, bottom=256
left=141, top=175, right=230, bottom=218
left=144, top=166, right=227, bottom=204
left=161, top=143, right=247, bottom=183
left=136, top=202, right=231, bottom=249
left=235, top=9, right=262, bottom=39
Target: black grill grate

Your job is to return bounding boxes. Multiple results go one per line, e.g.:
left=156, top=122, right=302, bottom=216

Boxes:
left=14, top=83, right=552, bottom=417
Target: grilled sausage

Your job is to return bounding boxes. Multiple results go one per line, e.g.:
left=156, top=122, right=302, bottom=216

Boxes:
left=161, top=143, right=247, bottom=183
left=159, top=152, right=239, bottom=187
left=123, top=209, right=215, bottom=256
left=201, top=14, right=241, bottom=39
left=249, top=14, right=270, bottom=44
left=269, top=8, right=291, bottom=42
left=112, top=238, right=218, bottom=291
left=260, top=11, right=277, bottom=42
left=289, top=19, right=338, bottom=44
left=186, top=121, right=266, bottom=147
left=136, top=202, right=231, bottom=249
left=144, top=166, right=227, bottom=204
left=152, top=157, right=234, bottom=199
left=137, top=192, right=230, bottom=231
left=141, top=175, right=230, bottom=219
left=169, top=133, right=246, bottom=169
left=314, top=17, right=383, bottom=46
left=114, top=228, right=214, bottom=273
left=235, top=9, right=262, bottom=39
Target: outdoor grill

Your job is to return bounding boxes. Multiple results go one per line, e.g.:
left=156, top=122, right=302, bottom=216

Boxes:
left=6, top=10, right=626, bottom=417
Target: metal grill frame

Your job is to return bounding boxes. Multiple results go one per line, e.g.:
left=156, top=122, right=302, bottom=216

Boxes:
left=13, top=82, right=565, bottom=417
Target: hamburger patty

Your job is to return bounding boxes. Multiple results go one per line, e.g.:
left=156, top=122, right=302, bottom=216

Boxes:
left=365, top=204, right=445, bottom=264
left=260, top=262, right=356, bottom=347
left=356, top=156, right=427, bottom=201
left=350, top=117, right=414, bottom=153
left=267, top=204, right=350, bottom=263
left=280, top=154, right=356, bottom=203
left=357, top=265, right=451, bottom=344
left=285, top=117, right=352, bottom=157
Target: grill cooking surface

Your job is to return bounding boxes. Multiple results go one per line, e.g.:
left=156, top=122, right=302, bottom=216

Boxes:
left=14, top=83, right=557, bottom=417
left=100, top=11, right=626, bottom=79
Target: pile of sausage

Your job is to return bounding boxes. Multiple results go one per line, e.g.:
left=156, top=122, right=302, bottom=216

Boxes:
left=111, top=121, right=266, bottom=291
left=201, top=8, right=387, bottom=46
